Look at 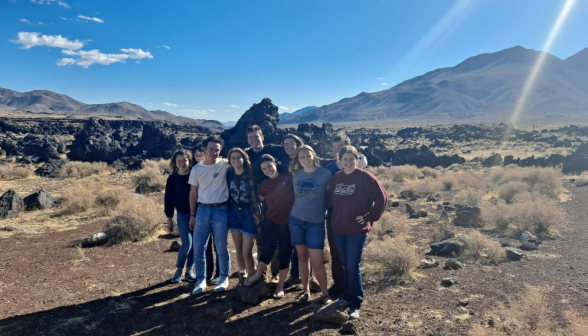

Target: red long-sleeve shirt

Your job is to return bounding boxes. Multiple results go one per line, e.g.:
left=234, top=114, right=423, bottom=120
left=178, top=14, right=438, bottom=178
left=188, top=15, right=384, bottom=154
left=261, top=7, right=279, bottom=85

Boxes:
left=328, top=169, right=388, bottom=236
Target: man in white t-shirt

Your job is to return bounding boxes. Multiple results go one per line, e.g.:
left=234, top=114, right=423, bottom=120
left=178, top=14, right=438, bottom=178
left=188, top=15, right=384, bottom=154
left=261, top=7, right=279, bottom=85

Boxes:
left=189, top=135, right=231, bottom=294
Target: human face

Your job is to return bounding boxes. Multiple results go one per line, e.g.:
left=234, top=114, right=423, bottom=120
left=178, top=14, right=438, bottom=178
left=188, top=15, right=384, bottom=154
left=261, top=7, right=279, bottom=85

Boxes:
left=297, top=149, right=315, bottom=170
left=194, top=150, right=205, bottom=163
left=175, top=155, right=190, bottom=172
left=247, top=131, right=264, bottom=151
left=283, top=138, right=298, bottom=157
left=341, top=153, right=358, bottom=174
left=260, top=161, right=278, bottom=178
left=332, top=141, right=346, bottom=158
left=230, top=152, right=244, bottom=169
left=205, top=142, right=221, bottom=163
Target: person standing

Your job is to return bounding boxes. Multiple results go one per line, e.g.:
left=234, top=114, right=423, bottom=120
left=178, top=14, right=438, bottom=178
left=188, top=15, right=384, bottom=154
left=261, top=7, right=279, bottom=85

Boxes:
left=189, top=136, right=232, bottom=295
left=244, top=155, right=295, bottom=299
left=329, top=146, right=388, bottom=319
left=289, top=145, right=333, bottom=304
left=244, top=125, right=286, bottom=166
left=226, top=148, right=264, bottom=284
left=323, top=134, right=351, bottom=296
left=165, top=150, right=196, bottom=283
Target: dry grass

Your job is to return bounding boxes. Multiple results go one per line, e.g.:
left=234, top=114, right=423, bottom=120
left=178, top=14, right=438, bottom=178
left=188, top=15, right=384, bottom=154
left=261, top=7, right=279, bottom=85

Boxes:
left=58, top=161, right=109, bottom=178
left=442, top=176, right=457, bottom=190
left=481, top=201, right=511, bottom=231
left=0, top=166, right=34, bottom=180
left=60, top=178, right=104, bottom=215
left=462, top=230, right=505, bottom=262
left=132, top=160, right=168, bottom=194
left=420, top=167, right=439, bottom=178
left=431, top=217, right=456, bottom=241
left=496, top=181, right=528, bottom=203
left=455, top=189, right=485, bottom=207
left=400, top=180, right=441, bottom=198
left=448, top=163, right=463, bottom=171
left=94, top=186, right=129, bottom=217
left=370, top=210, right=410, bottom=240
left=368, top=165, right=421, bottom=182
left=486, top=167, right=564, bottom=200
left=364, top=236, right=418, bottom=282
left=104, top=196, right=165, bottom=245
left=509, top=198, right=565, bottom=234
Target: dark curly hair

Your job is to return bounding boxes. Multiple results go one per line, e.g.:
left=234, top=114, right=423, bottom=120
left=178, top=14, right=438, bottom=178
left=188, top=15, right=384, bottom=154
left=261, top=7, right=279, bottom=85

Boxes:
left=169, top=149, right=194, bottom=173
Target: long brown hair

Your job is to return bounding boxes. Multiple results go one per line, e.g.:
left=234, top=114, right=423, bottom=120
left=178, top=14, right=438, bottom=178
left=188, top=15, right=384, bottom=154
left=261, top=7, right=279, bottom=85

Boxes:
left=289, top=145, right=320, bottom=173
left=227, top=147, right=252, bottom=172
left=169, top=149, right=194, bottom=173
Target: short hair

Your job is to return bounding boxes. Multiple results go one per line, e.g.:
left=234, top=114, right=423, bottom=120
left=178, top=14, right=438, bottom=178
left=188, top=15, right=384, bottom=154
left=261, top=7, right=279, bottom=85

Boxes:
left=246, top=125, right=262, bottom=136
left=193, top=143, right=205, bottom=153
left=202, top=135, right=224, bottom=149
left=227, top=147, right=252, bottom=172
left=338, top=145, right=360, bottom=160
left=282, top=133, right=304, bottom=147
left=332, top=134, right=351, bottom=145
left=289, top=145, right=321, bottom=173
left=169, top=149, right=194, bottom=173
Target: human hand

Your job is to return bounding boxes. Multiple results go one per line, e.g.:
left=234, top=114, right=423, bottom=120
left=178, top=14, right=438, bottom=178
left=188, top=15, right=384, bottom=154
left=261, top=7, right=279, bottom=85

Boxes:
left=166, top=218, right=174, bottom=233
left=355, top=216, right=364, bottom=224
left=189, top=216, right=195, bottom=230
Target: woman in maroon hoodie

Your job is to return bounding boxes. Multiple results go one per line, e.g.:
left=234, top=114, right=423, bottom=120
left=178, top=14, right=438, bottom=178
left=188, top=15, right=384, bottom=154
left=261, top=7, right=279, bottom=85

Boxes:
left=328, top=145, right=387, bottom=319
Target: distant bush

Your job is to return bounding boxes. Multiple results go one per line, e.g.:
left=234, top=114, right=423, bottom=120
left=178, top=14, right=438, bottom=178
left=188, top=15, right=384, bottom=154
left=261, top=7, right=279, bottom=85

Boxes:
left=0, top=166, right=33, bottom=180
left=60, top=179, right=101, bottom=215
left=364, top=237, right=418, bottom=281
left=462, top=230, right=505, bottom=262
left=368, top=165, right=421, bottom=182
left=104, top=196, right=165, bottom=244
left=455, top=189, right=485, bottom=207
left=400, top=180, right=441, bottom=198
left=509, top=197, right=564, bottom=234
left=482, top=201, right=511, bottom=231
left=486, top=167, right=564, bottom=200
left=370, top=210, right=410, bottom=241
left=496, top=181, right=528, bottom=203
left=132, top=161, right=167, bottom=194
left=59, top=161, right=108, bottom=178
left=442, top=176, right=457, bottom=190
left=420, top=167, right=438, bottom=178
left=448, top=163, right=463, bottom=171
left=95, top=187, right=128, bottom=217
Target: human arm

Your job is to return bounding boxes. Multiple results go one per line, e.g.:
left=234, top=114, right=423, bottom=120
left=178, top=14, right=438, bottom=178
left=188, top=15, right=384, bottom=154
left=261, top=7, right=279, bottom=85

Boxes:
left=361, top=174, right=388, bottom=223
left=164, top=175, right=175, bottom=231
left=189, top=185, right=199, bottom=230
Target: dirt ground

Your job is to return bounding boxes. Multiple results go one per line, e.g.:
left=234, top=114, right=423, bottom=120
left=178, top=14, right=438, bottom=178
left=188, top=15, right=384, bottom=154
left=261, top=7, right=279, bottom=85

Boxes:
left=1, top=178, right=587, bottom=335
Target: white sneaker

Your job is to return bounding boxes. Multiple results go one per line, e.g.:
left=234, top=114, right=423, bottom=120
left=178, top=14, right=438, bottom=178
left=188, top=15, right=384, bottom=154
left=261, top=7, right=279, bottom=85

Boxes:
left=213, top=277, right=229, bottom=293
left=191, top=279, right=207, bottom=295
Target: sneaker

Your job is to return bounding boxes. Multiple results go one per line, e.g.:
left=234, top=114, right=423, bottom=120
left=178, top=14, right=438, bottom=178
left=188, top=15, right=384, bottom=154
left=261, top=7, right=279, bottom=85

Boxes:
left=171, top=269, right=183, bottom=284
left=185, top=269, right=197, bottom=282
left=207, top=277, right=220, bottom=286
left=191, top=279, right=207, bottom=295
left=295, top=283, right=304, bottom=291
left=213, top=277, right=229, bottom=293
left=334, top=298, right=348, bottom=308
left=348, top=309, right=360, bottom=319
left=328, top=285, right=344, bottom=297
left=237, top=272, right=247, bottom=285
left=285, top=275, right=301, bottom=286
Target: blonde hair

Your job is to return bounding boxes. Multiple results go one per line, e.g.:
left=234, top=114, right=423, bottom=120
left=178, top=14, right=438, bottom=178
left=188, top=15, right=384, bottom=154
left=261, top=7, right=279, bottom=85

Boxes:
left=289, top=145, right=320, bottom=173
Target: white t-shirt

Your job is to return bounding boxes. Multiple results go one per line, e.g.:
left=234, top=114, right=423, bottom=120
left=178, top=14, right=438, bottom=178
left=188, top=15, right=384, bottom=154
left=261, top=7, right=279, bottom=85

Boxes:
left=188, top=158, right=230, bottom=204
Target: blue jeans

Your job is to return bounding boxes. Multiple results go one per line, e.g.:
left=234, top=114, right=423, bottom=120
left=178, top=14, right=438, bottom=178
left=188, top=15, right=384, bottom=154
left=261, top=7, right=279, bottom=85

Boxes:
left=193, top=205, right=230, bottom=282
left=289, top=216, right=325, bottom=249
left=334, top=233, right=367, bottom=311
left=176, top=213, right=194, bottom=270
left=228, top=207, right=258, bottom=237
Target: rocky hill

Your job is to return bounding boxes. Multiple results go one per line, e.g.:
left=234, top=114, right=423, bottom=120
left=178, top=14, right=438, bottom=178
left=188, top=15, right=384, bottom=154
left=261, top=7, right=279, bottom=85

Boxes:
left=280, top=46, right=588, bottom=124
left=0, top=88, right=225, bottom=130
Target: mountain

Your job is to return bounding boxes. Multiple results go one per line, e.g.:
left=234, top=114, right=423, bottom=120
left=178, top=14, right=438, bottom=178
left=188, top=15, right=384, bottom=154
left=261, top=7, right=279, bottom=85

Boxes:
left=280, top=46, right=588, bottom=124
left=279, top=106, right=318, bottom=117
left=221, top=121, right=238, bottom=127
left=0, top=88, right=226, bottom=130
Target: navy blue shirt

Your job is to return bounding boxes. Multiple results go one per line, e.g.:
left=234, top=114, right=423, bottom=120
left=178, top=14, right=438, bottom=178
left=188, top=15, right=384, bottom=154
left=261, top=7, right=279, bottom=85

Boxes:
left=164, top=172, right=191, bottom=217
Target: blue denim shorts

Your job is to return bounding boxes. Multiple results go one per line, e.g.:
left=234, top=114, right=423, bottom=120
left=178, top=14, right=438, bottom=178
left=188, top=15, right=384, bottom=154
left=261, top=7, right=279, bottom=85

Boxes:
left=289, top=215, right=325, bottom=249
left=228, top=207, right=258, bottom=237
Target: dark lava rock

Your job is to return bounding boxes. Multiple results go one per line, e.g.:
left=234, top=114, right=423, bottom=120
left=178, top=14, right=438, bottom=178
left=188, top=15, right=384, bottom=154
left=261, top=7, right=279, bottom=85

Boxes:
left=23, top=190, right=56, bottom=211
left=340, top=321, right=359, bottom=335
left=444, top=230, right=455, bottom=239
left=81, top=233, right=109, bottom=247
left=454, top=204, right=482, bottom=226
left=312, top=301, right=349, bottom=324
left=459, top=298, right=470, bottom=307
left=441, top=277, right=459, bottom=287
left=405, top=203, right=415, bottom=214
left=232, top=281, right=271, bottom=305
left=0, top=190, right=24, bottom=219
left=170, top=241, right=181, bottom=252
left=418, top=209, right=428, bottom=217
left=391, top=201, right=400, bottom=207
left=3, top=226, right=17, bottom=231
left=135, top=183, right=162, bottom=194
left=445, top=259, right=465, bottom=270
left=482, top=153, right=502, bottom=167
left=505, top=247, right=524, bottom=260
left=34, top=159, right=69, bottom=177
left=430, top=238, right=465, bottom=255
left=205, top=298, right=247, bottom=322
left=420, top=258, right=439, bottom=268
left=427, top=195, right=437, bottom=202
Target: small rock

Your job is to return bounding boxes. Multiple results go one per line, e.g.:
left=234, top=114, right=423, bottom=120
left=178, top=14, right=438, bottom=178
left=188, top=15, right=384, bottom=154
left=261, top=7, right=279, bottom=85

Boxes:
left=390, top=201, right=400, bottom=208
left=3, top=226, right=17, bottom=231
left=170, top=241, right=181, bottom=252
left=444, top=230, right=455, bottom=239
left=442, top=202, right=451, bottom=205
left=135, top=183, right=161, bottom=194
left=445, top=260, right=465, bottom=270
left=441, top=277, right=459, bottom=287
left=405, top=203, right=415, bottom=214
left=418, top=176, right=425, bottom=179
left=312, top=301, right=349, bottom=324
left=81, top=232, right=109, bottom=247
left=400, top=190, right=415, bottom=199
left=430, top=238, right=465, bottom=255
left=521, top=231, right=541, bottom=250
left=23, top=190, right=56, bottom=211
left=384, top=229, right=395, bottom=238
left=436, top=204, right=443, bottom=210
left=500, top=240, right=511, bottom=247
left=205, top=298, right=246, bottom=322
left=409, top=213, right=420, bottom=219
left=232, top=281, right=271, bottom=305
left=420, top=258, right=439, bottom=268
left=505, top=247, right=524, bottom=260
left=427, top=196, right=437, bottom=202
left=418, top=209, right=428, bottom=217
left=340, top=321, right=358, bottom=335
left=444, top=206, right=455, bottom=212
left=0, top=190, right=24, bottom=219
left=459, top=298, right=470, bottom=307
left=455, top=204, right=482, bottom=226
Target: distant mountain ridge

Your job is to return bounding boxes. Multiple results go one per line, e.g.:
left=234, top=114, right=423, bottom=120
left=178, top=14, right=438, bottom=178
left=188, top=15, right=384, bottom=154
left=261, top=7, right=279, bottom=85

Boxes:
left=0, top=88, right=225, bottom=130
left=280, top=46, right=588, bottom=124
left=280, top=106, right=318, bottom=117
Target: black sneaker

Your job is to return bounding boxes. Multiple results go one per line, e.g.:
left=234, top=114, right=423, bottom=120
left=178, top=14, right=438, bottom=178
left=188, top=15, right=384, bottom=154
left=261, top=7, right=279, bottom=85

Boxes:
left=328, top=285, right=344, bottom=297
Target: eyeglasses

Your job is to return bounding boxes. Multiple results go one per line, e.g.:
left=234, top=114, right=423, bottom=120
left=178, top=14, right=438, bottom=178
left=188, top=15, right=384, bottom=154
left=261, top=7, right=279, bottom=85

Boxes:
left=283, top=142, right=297, bottom=147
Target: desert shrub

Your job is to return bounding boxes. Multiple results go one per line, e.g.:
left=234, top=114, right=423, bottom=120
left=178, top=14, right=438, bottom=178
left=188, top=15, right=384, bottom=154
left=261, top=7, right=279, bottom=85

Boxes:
left=462, top=230, right=505, bottom=262
left=434, top=166, right=443, bottom=170
left=496, top=181, right=528, bottom=203
left=448, top=163, right=463, bottom=171
left=482, top=202, right=511, bottom=231
left=104, top=196, right=165, bottom=244
left=58, top=161, right=108, bottom=178
left=60, top=180, right=101, bottom=215
left=400, top=180, right=441, bottom=198
left=509, top=198, right=564, bottom=234
left=0, top=166, right=33, bottom=180
left=442, top=176, right=457, bottom=190
left=94, top=187, right=129, bottom=217
left=420, top=167, right=438, bottom=178
left=370, top=211, right=410, bottom=240
left=455, top=171, right=486, bottom=190
left=364, top=237, right=418, bottom=281
left=486, top=168, right=564, bottom=200
left=132, top=163, right=167, bottom=194
left=455, top=189, right=485, bottom=207
left=431, top=217, right=455, bottom=241
left=368, top=165, right=421, bottom=182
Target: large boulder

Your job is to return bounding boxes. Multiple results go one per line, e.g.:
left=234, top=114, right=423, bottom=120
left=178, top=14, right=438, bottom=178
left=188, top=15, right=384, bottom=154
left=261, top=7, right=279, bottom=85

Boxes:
left=312, top=301, right=349, bottom=324
left=23, top=190, right=56, bottom=211
left=482, top=153, right=502, bottom=167
left=454, top=204, right=482, bottom=226
left=34, top=159, right=69, bottom=177
left=430, top=238, right=465, bottom=255
left=0, top=190, right=24, bottom=219
left=232, top=281, right=271, bottom=305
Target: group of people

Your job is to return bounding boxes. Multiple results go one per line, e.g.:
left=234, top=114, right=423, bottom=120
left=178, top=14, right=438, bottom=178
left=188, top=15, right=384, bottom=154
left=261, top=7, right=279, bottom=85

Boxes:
left=164, top=125, right=388, bottom=319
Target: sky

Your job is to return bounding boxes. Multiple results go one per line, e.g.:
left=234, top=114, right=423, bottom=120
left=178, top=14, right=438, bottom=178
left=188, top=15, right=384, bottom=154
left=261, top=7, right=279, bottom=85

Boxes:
left=1, top=0, right=587, bottom=122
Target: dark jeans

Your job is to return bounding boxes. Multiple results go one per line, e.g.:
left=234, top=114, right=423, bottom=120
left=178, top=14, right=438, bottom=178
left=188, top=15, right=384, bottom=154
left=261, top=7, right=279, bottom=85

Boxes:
left=205, top=233, right=220, bottom=280
left=333, top=233, right=367, bottom=311
left=260, top=219, right=293, bottom=270
left=326, top=219, right=345, bottom=289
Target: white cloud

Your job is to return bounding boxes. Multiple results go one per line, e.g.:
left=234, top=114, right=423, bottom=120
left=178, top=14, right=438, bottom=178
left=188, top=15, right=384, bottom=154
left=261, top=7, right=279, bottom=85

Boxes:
left=278, top=106, right=289, bottom=111
left=136, top=61, right=140, bottom=64
left=60, top=16, right=68, bottom=20
left=162, top=102, right=178, bottom=107
left=78, top=15, right=104, bottom=23
left=38, top=22, right=44, bottom=25
left=31, top=0, right=70, bottom=7
left=179, top=109, right=211, bottom=117
left=148, top=103, right=153, bottom=105
left=57, top=48, right=153, bottom=68
left=58, top=1, right=70, bottom=8
left=56, top=58, right=75, bottom=66
left=19, top=18, right=30, bottom=23
left=208, top=109, right=215, bottom=112
left=11, top=32, right=85, bottom=50
left=163, top=45, right=170, bottom=49
left=230, top=105, right=239, bottom=108
left=381, top=83, right=388, bottom=85
left=225, top=110, right=231, bottom=112
left=375, top=77, right=383, bottom=80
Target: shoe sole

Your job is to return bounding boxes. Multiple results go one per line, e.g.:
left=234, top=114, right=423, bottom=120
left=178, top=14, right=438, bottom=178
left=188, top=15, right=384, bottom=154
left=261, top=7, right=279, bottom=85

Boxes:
left=213, top=287, right=226, bottom=293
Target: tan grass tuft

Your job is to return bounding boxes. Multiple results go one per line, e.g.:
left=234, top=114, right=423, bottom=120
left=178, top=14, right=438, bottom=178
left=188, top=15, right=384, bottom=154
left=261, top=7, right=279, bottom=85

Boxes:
left=58, top=161, right=109, bottom=178
left=462, top=230, right=505, bottom=262
left=104, top=196, right=165, bottom=244
left=364, top=237, right=418, bottom=281
left=0, top=166, right=33, bottom=180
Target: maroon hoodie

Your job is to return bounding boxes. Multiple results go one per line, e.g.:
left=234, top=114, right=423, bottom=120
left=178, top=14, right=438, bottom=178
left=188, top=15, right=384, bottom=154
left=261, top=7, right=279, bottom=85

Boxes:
left=328, top=169, right=388, bottom=236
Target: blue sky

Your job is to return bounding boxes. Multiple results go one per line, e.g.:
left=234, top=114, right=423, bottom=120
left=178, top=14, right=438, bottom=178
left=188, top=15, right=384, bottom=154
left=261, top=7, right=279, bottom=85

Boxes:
left=1, top=0, right=587, bottom=122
